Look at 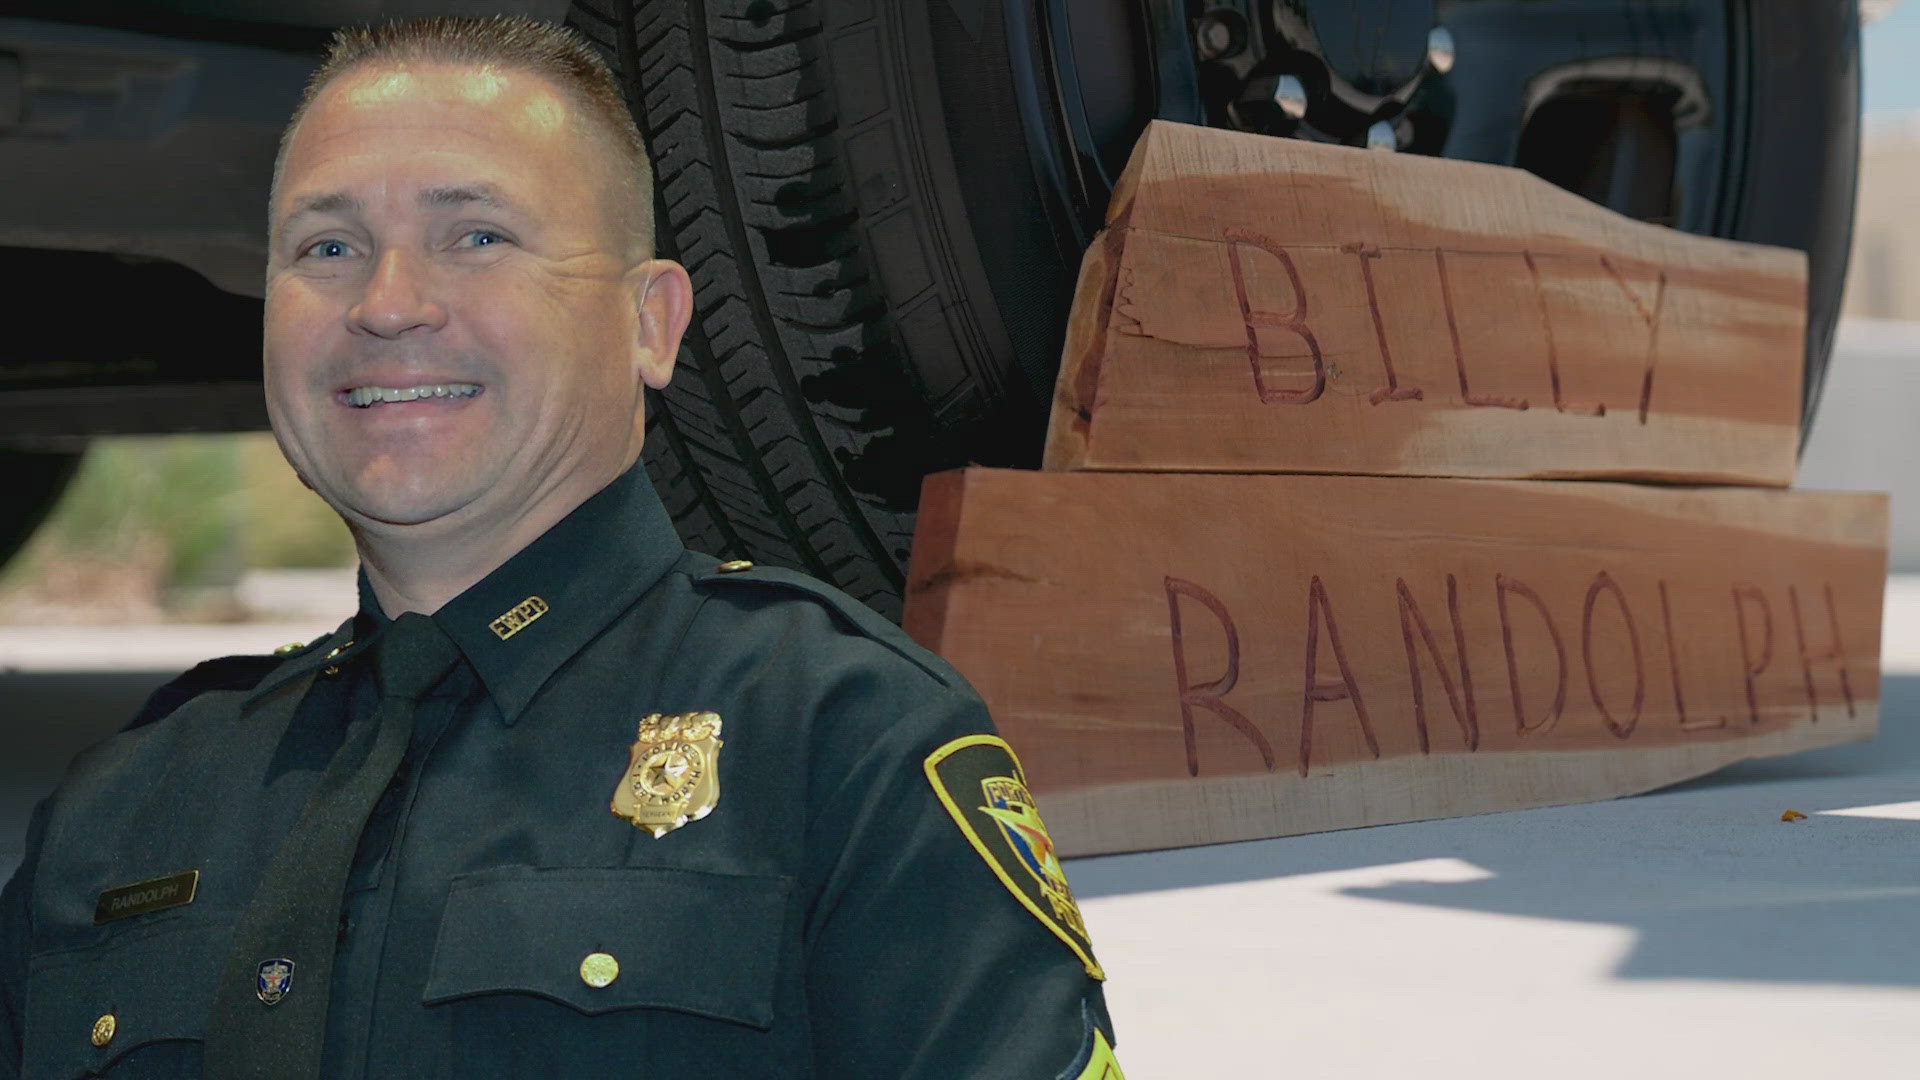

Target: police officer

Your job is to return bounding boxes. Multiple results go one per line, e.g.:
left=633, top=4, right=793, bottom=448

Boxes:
left=0, top=16, right=1120, bottom=1078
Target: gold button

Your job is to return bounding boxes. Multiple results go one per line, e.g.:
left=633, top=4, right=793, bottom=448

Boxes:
left=321, top=639, right=352, bottom=677
left=273, top=641, right=306, bottom=656
left=579, top=951, right=619, bottom=988
left=91, top=1013, right=115, bottom=1047
left=716, top=559, right=754, bottom=573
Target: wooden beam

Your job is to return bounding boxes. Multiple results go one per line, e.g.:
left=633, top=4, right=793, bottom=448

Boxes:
left=904, top=467, right=1886, bottom=856
left=1044, top=120, right=1807, bottom=486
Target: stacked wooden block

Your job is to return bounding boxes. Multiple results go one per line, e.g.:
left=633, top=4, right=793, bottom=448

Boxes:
left=900, top=121, right=1890, bottom=858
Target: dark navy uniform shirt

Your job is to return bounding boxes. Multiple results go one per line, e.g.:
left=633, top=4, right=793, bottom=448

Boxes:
left=0, top=462, right=1119, bottom=1078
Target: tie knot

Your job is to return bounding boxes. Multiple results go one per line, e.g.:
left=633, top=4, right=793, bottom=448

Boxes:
left=370, top=612, right=463, bottom=701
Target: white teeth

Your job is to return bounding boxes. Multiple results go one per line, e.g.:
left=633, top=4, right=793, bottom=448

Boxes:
left=346, top=383, right=482, bottom=407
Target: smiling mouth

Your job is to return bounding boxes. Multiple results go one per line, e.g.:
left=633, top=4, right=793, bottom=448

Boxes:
left=341, top=382, right=483, bottom=408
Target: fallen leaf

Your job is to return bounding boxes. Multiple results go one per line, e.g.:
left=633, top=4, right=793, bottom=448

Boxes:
left=1780, top=809, right=1808, bottom=822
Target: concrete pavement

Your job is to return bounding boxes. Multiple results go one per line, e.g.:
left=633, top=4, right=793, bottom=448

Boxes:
left=1075, top=676, right=1920, bottom=1077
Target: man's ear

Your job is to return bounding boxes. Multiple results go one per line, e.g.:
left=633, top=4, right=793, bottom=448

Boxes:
left=631, top=259, right=693, bottom=391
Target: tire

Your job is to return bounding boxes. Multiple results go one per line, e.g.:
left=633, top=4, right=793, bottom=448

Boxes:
left=567, top=0, right=1023, bottom=625
left=567, top=0, right=1859, bottom=625
left=1727, top=1, right=1861, bottom=445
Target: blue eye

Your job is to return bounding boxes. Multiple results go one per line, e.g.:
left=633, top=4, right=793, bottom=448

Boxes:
left=462, top=229, right=507, bottom=247
left=306, top=239, right=352, bottom=258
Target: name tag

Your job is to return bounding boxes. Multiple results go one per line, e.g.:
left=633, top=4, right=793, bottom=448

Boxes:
left=94, top=870, right=199, bottom=925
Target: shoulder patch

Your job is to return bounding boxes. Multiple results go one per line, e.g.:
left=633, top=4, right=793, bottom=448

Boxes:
left=122, top=653, right=294, bottom=732
left=694, top=559, right=963, bottom=690
left=924, top=734, right=1103, bottom=980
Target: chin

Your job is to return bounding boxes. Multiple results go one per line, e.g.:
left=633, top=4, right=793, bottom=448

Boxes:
left=332, top=467, right=492, bottom=530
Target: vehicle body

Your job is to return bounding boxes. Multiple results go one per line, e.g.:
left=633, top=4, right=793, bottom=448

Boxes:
left=0, top=0, right=1862, bottom=622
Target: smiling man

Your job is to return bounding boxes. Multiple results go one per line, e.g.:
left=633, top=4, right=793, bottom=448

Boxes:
left=0, top=16, right=1119, bottom=1079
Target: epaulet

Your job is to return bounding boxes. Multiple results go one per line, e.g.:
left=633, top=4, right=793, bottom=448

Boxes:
left=121, top=639, right=320, bottom=732
left=691, top=559, right=962, bottom=691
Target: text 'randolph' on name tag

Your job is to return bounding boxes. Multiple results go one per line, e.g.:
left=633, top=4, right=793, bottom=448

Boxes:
left=94, top=870, right=200, bottom=925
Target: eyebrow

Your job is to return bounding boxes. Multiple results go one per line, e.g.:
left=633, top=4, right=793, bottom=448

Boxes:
left=276, top=185, right=526, bottom=238
left=419, top=184, right=525, bottom=212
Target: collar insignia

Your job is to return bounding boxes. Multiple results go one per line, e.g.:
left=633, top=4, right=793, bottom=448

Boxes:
left=489, top=595, right=549, bottom=640
left=610, top=712, right=724, bottom=838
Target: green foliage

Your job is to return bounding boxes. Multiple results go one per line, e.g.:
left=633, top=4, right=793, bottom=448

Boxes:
left=236, top=435, right=356, bottom=570
left=31, top=435, right=245, bottom=587
left=6, top=433, right=354, bottom=598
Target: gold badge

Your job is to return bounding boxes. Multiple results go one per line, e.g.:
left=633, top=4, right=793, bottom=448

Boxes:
left=610, top=712, right=723, bottom=837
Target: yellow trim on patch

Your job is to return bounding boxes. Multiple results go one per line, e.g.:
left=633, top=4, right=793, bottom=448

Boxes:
left=1074, top=1029, right=1124, bottom=1080
left=923, top=734, right=1105, bottom=981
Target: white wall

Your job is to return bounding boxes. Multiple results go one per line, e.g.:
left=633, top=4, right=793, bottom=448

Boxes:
left=1797, top=317, right=1920, bottom=569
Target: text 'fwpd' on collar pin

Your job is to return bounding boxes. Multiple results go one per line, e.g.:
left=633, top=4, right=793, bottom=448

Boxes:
left=257, top=958, right=294, bottom=1005
left=610, top=712, right=723, bottom=838
left=489, top=595, right=549, bottom=640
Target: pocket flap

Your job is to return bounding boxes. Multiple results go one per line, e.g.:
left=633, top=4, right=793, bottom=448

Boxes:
left=422, top=866, right=792, bottom=1029
left=24, top=920, right=228, bottom=1079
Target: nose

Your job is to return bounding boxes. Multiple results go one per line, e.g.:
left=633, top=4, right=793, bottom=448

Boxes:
left=347, top=248, right=449, bottom=339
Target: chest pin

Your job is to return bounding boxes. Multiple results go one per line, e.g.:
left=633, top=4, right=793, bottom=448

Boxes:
left=256, top=958, right=295, bottom=1005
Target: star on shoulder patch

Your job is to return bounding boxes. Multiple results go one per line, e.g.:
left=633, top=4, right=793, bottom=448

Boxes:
left=924, top=734, right=1103, bottom=980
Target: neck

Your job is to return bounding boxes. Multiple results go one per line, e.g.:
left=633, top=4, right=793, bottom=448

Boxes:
left=352, top=453, right=633, bottom=618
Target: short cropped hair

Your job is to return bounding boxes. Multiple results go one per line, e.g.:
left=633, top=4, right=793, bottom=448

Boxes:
left=273, top=15, right=655, bottom=260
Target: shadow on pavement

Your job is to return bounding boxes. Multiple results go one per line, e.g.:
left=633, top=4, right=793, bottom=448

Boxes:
left=1068, top=676, right=1920, bottom=989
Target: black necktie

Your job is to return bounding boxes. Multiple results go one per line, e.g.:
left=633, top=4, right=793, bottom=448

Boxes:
left=203, top=612, right=462, bottom=1079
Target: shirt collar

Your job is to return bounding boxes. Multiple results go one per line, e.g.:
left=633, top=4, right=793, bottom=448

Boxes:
left=352, top=459, right=687, bottom=724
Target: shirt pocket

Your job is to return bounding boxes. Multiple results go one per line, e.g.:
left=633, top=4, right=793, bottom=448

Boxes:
left=422, top=865, right=794, bottom=1072
left=23, top=919, right=227, bottom=1079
